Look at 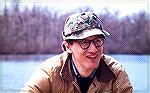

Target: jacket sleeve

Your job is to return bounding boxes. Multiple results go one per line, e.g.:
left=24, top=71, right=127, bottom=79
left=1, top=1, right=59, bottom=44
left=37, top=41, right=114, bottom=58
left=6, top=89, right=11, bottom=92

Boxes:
left=112, top=66, right=133, bottom=93
left=20, top=67, right=51, bottom=93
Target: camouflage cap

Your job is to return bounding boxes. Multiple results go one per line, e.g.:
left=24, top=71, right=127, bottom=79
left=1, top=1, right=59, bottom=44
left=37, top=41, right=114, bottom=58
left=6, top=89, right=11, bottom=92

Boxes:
left=62, top=12, right=110, bottom=40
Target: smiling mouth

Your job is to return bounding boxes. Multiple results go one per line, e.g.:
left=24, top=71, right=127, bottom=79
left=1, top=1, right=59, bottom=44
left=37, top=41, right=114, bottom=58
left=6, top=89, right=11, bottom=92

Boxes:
left=86, top=54, right=98, bottom=59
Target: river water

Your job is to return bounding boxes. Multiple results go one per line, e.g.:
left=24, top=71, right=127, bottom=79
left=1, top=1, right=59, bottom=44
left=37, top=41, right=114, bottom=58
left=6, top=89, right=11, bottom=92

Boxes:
left=1, top=54, right=149, bottom=93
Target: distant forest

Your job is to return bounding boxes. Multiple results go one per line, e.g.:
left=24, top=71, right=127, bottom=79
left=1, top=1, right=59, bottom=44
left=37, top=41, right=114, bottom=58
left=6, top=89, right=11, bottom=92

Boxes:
left=0, top=3, right=150, bottom=54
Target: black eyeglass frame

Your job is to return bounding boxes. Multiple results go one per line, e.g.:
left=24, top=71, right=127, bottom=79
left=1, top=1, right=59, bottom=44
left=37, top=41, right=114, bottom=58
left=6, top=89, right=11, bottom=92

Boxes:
left=75, top=37, right=105, bottom=50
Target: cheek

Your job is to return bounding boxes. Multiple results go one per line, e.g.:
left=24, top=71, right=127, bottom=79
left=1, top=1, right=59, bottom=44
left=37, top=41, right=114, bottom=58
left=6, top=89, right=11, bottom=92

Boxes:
left=98, top=47, right=104, bottom=60
left=101, top=46, right=104, bottom=52
left=71, top=46, right=85, bottom=59
left=73, top=47, right=84, bottom=57
left=98, top=45, right=104, bottom=53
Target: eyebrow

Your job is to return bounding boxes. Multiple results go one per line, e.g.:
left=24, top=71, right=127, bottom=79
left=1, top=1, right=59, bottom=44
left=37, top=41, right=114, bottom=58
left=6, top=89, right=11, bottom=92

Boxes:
left=86, top=36, right=104, bottom=40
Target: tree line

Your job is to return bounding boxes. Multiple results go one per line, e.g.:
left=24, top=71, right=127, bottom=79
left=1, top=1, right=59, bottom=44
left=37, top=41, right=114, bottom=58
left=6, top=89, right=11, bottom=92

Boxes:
left=0, top=3, right=150, bottom=54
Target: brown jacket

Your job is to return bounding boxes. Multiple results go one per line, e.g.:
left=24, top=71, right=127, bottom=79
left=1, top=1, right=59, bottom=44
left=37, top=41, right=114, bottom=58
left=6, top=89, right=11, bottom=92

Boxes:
left=21, top=52, right=133, bottom=93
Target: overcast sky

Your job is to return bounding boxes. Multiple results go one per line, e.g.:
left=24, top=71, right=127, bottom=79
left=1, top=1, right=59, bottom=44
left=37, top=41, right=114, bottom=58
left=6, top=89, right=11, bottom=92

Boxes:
left=1, top=0, right=149, bottom=17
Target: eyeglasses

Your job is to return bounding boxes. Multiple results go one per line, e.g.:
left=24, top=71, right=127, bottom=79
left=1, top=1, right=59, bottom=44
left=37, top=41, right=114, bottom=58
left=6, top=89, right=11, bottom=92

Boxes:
left=76, top=37, right=104, bottom=50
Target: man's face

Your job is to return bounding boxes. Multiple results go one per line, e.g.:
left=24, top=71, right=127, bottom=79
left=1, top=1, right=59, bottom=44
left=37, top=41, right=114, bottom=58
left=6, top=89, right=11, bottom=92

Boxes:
left=69, top=35, right=104, bottom=70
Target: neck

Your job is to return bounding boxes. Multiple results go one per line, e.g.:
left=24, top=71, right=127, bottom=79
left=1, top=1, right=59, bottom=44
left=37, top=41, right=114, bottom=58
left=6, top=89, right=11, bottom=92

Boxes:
left=72, top=60, right=96, bottom=77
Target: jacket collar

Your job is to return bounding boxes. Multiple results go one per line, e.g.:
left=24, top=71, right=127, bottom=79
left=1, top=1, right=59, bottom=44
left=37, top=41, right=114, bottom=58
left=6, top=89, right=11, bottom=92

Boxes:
left=96, top=56, right=116, bottom=82
left=60, top=53, right=75, bottom=82
left=60, top=53, right=116, bottom=82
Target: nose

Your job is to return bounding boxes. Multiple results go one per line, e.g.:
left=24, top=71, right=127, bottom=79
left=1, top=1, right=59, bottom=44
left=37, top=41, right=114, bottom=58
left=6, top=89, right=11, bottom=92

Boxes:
left=88, top=42, right=97, bottom=53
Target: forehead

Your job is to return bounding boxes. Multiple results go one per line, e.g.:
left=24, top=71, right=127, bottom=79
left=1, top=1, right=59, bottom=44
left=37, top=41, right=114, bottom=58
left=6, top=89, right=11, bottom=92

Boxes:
left=84, top=35, right=104, bottom=40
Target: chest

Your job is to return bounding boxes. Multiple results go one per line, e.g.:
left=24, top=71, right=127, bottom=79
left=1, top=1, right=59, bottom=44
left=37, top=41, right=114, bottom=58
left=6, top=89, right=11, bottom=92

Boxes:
left=51, top=77, right=113, bottom=93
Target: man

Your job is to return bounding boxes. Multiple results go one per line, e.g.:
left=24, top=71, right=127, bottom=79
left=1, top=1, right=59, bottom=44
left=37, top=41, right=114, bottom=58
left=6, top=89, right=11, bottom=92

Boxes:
left=22, top=12, right=133, bottom=93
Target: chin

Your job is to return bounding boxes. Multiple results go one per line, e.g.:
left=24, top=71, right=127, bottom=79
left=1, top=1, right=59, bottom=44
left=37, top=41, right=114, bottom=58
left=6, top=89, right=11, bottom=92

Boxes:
left=87, top=62, right=99, bottom=69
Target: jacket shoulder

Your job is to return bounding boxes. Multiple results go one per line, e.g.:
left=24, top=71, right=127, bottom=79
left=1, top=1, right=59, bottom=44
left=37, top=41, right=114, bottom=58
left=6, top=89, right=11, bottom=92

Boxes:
left=102, top=55, right=133, bottom=92
left=37, top=52, right=69, bottom=74
left=102, top=54, right=125, bottom=76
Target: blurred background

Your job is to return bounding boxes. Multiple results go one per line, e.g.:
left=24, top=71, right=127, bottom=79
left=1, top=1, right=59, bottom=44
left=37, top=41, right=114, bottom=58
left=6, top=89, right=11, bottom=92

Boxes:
left=0, top=0, right=150, bottom=93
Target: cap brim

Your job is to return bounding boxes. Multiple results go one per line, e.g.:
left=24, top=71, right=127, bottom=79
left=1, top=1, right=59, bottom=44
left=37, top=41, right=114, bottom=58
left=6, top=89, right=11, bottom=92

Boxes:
left=64, top=28, right=110, bottom=40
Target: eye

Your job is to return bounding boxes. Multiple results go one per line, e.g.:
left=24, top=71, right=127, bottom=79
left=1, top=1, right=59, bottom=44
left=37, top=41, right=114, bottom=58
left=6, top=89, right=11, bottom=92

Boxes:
left=78, top=40, right=90, bottom=49
left=94, top=38, right=103, bottom=46
left=80, top=40, right=89, bottom=45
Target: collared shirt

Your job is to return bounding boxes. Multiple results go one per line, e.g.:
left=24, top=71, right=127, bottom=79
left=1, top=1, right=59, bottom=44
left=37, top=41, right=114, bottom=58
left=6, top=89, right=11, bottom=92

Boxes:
left=71, top=61, right=96, bottom=93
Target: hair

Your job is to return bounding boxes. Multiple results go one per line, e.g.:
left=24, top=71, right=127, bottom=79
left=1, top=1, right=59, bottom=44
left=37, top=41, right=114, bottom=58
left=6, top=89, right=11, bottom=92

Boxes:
left=99, top=35, right=105, bottom=39
left=65, top=39, right=74, bottom=45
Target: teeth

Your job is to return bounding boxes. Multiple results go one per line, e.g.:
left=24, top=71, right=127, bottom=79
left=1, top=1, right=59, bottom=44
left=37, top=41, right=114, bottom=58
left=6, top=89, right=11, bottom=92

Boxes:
left=87, top=55, right=97, bottom=58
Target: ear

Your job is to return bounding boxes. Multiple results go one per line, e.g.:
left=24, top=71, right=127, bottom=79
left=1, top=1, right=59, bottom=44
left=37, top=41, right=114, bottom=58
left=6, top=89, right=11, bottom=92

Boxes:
left=61, top=41, right=72, bottom=53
